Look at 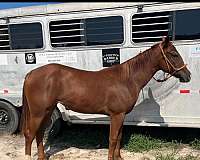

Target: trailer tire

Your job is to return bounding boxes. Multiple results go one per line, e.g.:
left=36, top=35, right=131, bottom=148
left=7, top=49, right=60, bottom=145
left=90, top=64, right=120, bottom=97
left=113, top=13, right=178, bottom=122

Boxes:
left=0, top=101, right=19, bottom=135
left=44, top=109, right=61, bottom=140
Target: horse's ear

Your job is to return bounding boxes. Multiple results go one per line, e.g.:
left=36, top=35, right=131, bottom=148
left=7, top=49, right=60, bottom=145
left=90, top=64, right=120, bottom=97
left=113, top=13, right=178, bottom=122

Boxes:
left=161, top=36, right=170, bottom=48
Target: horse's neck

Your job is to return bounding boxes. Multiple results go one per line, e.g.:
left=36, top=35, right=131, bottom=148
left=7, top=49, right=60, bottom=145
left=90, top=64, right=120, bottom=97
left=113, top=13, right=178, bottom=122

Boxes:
left=125, top=47, right=161, bottom=90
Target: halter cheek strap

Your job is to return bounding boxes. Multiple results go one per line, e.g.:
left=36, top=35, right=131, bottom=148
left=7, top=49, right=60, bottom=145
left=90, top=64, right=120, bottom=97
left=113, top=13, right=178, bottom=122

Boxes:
left=153, top=44, right=187, bottom=82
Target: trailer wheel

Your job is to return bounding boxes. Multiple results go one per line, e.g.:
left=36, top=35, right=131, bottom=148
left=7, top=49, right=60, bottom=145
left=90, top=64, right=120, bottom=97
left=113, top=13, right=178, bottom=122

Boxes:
left=0, top=101, right=19, bottom=135
left=44, top=109, right=61, bottom=140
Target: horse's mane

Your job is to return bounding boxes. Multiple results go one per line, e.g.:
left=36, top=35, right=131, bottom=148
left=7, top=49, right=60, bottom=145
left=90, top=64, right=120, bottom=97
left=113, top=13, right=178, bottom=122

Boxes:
left=124, top=43, right=158, bottom=72
left=101, top=43, right=159, bottom=77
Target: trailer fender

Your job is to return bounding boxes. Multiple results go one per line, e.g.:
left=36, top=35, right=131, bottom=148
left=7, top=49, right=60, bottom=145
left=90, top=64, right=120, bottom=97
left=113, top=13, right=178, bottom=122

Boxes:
left=57, top=103, right=71, bottom=123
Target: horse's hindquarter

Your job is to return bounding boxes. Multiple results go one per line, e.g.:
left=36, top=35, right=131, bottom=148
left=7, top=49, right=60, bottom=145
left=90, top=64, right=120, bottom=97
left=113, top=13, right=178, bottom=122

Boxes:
left=24, top=64, right=66, bottom=114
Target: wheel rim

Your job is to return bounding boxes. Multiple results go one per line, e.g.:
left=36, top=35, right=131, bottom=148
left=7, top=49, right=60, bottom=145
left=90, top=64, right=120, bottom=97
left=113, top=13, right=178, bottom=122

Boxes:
left=0, top=110, right=9, bottom=125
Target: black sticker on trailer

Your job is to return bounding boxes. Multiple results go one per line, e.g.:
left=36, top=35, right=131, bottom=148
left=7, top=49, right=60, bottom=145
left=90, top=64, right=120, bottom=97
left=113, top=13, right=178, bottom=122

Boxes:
left=102, top=48, right=120, bottom=67
left=25, top=52, right=36, bottom=64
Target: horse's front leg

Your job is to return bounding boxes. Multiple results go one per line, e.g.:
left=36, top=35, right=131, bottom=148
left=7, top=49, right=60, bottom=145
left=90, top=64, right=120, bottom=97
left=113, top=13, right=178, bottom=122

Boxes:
left=108, top=113, right=125, bottom=160
left=114, top=126, right=124, bottom=160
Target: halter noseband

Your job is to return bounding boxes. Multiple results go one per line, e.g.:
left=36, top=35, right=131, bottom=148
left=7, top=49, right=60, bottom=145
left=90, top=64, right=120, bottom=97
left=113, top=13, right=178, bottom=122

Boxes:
left=153, top=44, right=187, bottom=82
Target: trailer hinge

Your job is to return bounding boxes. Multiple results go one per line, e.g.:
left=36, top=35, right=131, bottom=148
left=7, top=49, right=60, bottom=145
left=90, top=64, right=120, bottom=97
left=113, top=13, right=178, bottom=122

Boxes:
left=137, top=5, right=144, bottom=13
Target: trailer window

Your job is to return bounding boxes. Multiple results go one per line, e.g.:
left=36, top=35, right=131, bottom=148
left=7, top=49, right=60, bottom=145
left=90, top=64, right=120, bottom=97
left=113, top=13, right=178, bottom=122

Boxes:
left=132, top=11, right=172, bottom=43
left=50, top=19, right=84, bottom=47
left=49, top=16, right=124, bottom=48
left=85, top=16, right=124, bottom=45
left=9, top=23, right=43, bottom=49
left=175, top=9, right=200, bottom=40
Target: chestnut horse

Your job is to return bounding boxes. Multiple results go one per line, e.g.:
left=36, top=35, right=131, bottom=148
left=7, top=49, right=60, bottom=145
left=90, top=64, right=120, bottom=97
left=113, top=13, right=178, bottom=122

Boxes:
left=21, top=36, right=191, bottom=160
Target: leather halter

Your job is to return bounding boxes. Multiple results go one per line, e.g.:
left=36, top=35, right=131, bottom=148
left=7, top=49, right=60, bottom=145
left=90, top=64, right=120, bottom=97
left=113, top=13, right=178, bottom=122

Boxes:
left=153, top=44, right=187, bottom=82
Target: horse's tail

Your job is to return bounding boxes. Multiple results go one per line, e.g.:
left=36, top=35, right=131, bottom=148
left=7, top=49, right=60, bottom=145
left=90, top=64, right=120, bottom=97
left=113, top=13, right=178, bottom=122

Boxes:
left=19, top=74, right=30, bottom=135
left=19, top=87, right=27, bottom=135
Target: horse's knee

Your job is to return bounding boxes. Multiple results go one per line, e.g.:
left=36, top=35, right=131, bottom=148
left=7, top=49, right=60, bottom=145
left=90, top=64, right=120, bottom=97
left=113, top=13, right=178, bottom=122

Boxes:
left=24, top=129, right=34, bottom=142
left=109, top=138, right=118, bottom=142
left=109, top=138, right=118, bottom=145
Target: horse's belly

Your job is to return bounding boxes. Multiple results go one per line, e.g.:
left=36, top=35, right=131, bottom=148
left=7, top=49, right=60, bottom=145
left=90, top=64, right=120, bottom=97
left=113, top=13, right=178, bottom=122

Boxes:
left=60, top=98, right=107, bottom=115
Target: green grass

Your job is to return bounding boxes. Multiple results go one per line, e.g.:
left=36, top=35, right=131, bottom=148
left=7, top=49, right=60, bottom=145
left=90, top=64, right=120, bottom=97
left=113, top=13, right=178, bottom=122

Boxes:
left=124, top=134, right=179, bottom=152
left=189, top=138, right=200, bottom=150
left=124, top=134, right=163, bottom=152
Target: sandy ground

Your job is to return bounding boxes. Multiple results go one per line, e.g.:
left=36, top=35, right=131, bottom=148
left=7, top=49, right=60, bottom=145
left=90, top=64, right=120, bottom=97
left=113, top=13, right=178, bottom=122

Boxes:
left=0, top=134, right=200, bottom=160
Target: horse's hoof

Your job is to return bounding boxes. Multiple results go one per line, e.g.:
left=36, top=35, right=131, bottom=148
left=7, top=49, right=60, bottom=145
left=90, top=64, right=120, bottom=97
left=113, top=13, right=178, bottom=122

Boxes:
left=25, top=155, right=32, bottom=160
left=114, top=157, right=124, bottom=160
left=37, top=156, right=46, bottom=160
left=108, top=156, right=124, bottom=160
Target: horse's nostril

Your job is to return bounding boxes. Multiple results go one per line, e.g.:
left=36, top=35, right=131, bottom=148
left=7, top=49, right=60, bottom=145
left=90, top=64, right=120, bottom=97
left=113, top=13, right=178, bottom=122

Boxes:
left=189, top=75, right=191, bottom=80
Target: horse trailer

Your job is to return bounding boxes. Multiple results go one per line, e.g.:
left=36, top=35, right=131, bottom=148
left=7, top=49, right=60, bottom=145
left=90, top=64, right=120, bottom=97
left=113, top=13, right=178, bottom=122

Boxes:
left=0, top=2, right=200, bottom=136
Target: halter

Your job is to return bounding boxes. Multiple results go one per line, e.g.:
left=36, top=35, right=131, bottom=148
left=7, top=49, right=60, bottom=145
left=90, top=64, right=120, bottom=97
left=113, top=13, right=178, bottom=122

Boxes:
left=153, top=44, right=187, bottom=82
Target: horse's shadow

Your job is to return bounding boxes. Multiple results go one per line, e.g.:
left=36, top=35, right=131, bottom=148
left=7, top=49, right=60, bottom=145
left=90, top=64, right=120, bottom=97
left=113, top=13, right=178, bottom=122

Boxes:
left=41, top=123, right=110, bottom=160
left=40, top=87, right=165, bottom=160
left=127, top=87, right=166, bottom=125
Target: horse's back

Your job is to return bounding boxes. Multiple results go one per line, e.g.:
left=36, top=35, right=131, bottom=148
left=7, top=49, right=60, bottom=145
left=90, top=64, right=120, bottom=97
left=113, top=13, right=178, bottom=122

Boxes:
left=23, top=63, right=100, bottom=106
left=24, top=63, right=79, bottom=85
left=22, top=63, right=130, bottom=114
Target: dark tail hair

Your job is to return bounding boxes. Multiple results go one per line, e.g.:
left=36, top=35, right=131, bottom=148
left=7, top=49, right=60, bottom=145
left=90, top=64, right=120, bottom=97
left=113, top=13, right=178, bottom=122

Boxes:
left=19, top=72, right=32, bottom=135
left=19, top=86, right=27, bottom=135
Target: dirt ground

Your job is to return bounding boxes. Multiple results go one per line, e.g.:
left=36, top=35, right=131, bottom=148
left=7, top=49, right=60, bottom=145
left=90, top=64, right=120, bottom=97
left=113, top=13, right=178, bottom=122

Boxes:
left=0, top=134, right=199, bottom=160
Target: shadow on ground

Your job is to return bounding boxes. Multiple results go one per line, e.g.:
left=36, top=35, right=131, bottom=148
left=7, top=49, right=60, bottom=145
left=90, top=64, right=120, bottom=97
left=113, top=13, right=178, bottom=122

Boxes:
left=44, top=123, right=200, bottom=159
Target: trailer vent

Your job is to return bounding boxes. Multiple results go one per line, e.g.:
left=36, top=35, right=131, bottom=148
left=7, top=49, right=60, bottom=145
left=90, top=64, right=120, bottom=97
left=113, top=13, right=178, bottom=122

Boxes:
left=0, top=24, right=10, bottom=50
left=50, top=16, right=124, bottom=48
left=132, top=11, right=172, bottom=43
left=49, top=19, right=85, bottom=47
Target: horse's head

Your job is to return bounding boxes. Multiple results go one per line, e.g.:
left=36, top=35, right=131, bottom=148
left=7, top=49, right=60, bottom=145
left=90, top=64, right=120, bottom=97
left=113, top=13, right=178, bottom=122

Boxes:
left=157, top=36, right=191, bottom=82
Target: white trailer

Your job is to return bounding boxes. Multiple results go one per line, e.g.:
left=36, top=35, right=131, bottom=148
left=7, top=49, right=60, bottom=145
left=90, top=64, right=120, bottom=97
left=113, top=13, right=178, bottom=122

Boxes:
left=0, top=2, right=200, bottom=136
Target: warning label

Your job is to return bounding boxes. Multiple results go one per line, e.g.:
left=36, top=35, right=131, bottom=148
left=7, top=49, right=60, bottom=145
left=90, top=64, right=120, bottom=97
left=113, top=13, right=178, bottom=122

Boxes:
left=36, top=52, right=77, bottom=64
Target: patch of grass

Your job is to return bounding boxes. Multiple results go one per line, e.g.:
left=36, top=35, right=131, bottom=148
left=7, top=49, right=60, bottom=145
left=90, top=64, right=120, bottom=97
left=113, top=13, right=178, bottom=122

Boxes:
left=123, top=134, right=179, bottom=152
left=189, top=138, right=200, bottom=150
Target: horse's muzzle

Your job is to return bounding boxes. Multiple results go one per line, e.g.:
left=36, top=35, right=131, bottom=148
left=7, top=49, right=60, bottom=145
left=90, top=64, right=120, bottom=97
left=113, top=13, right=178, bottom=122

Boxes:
left=178, top=69, right=191, bottom=83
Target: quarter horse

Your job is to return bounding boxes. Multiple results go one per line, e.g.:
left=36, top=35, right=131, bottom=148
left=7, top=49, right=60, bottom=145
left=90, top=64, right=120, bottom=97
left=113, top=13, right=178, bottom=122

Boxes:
left=21, top=36, right=191, bottom=160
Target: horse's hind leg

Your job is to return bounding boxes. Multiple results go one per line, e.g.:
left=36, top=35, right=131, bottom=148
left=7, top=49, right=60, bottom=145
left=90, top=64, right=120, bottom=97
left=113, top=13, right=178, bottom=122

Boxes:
left=36, top=128, right=46, bottom=160
left=36, top=113, right=52, bottom=160
left=24, top=117, right=35, bottom=159
left=108, top=113, right=125, bottom=160
left=24, top=115, right=45, bottom=160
